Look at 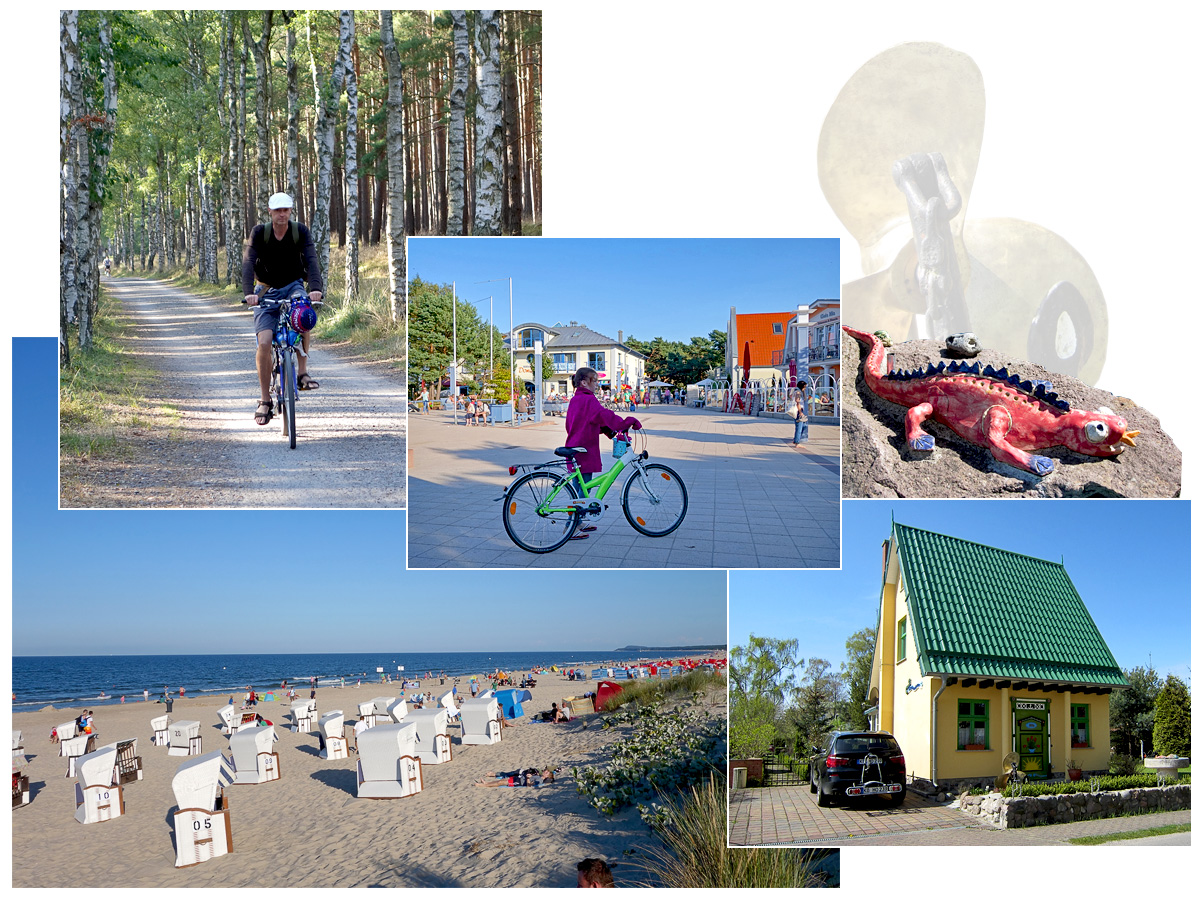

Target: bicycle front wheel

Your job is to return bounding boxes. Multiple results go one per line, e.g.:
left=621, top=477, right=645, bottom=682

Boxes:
left=282, top=350, right=297, bottom=449
left=502, top=471, right=581, bottom=553
left=622, top=463, right=688, bottom=537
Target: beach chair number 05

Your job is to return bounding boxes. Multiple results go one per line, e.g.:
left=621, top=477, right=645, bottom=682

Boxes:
left=501, top=429, right=688, bottom=553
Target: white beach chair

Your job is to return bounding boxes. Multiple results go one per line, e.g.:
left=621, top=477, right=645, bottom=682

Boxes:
left=62, top=733, right=97, bottom=777
left=459, top=695, right=503, bottom=745
left=438, top=691, right=461, bottom=725
left=232, top=711, right=261, bottom=733
left=73, top=744, right=123, bottom=824
left=100, top=738, right=144, bottom=784
left=57, top=720, right=79, bottom=751
left=151, top=714, right=171, bottom=746
left=217, top=704, right=237, bottom=735
left=12, top=730, right=24, bottom=760
left=229, top=726, right=280, bottom=784
left=318, top=710, right=348, bottom=760
left=171, top=751, right=235, bottom=867
left=167, top=720, right=203, bottom=757
left=290, top=699, right=317, bottom=733
left=356, top=722, right=423, bottom=799
left=357, top=700, right=381, bottom=730
left=371, top=697, right=397, bottom=718
left=406, top=708, right=452, bottom=764
left=384, top=697, right=409, bottom=723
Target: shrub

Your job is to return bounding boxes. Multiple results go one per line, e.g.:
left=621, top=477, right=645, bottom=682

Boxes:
left=1109, top=753, right=1140, bottom=776
left=966, top=772, right=1188, bottom=797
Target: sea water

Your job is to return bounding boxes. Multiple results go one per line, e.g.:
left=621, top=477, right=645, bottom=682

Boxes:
left=11, top=648, right=720, bottom=711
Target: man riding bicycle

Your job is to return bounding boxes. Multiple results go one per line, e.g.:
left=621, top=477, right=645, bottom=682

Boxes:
left=242, top=192, right=325, bottom=425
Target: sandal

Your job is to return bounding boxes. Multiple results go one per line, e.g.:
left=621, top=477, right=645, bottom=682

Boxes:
left=254, top=401, right=273, bottom=425
left=298, top=373, right=320, bottom=391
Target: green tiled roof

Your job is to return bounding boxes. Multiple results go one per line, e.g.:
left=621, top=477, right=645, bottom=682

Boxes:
left=892, top=523, right=1127, bottom=686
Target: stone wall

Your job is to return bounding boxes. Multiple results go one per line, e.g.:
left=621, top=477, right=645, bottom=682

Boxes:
left=959, top=784, right=1190, bottom=828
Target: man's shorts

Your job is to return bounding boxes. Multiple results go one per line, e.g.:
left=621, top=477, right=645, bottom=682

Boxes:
left=252, top=279, right=307, bottom=336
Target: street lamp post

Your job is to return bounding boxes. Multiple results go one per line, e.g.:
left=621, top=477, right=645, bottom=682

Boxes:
left=477, top=277, right=513, bottom=425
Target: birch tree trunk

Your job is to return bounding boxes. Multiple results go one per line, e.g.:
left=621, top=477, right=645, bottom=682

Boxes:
left=309, top=14, right=348, bottom=284
left=502, top=12, right=523, bottom=235
left=472, top=10, right=504, bottom=235
left=71, top=35, right=94, bottom=346
left=447, top=10, right=469, bottom=236
left=380, top=10, right=407, bottom=323
left=244, top=12, right=274, bottom=224
left=340, top=11, right=359, bottom=302
left=60, top=10, right=80, bottom=364
left=286, top=24, right=300, bottom=208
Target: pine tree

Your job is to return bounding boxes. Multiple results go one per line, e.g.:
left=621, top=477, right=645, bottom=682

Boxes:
left=1152, top=675, right=1190, bottom=756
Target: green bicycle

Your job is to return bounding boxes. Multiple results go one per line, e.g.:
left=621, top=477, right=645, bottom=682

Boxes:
left=501, top=430, right=688, bottom=553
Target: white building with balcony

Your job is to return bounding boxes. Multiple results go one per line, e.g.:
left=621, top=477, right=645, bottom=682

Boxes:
left=507, top=322, right=647, bottom=398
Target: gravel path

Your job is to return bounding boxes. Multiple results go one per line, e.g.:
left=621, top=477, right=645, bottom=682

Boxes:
left=69, top=277, right=405, bottom=508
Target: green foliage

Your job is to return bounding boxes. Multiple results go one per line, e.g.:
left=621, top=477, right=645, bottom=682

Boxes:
left=407, top=277, right=505, bottom=395
left=839, top=626, right=875, bottom=732
left=1152, top=675, right=1191, bottom=756
left=785, top=658, right=846, bottom=756
left=1067, top=823, right=1190, bottom=845
left=631, top=776, right=831, bottom=888
left=730, top=696, right=777, bottom=760
left=572, top=701, right=725, bottom=823
left=967, top=773, right=1189, bottom=797
left=1109, top=665, right=1162, bottom=755
left=599, top=669, right=725, bottom=712
left=1108, top=753, right=1140, bottom=776
left=625, top=330, right=726, bottom=386
left=729, top=635, right=801, bottom=705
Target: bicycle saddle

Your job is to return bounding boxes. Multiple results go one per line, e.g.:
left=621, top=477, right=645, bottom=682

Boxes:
left=554, top=447, right=588, bottom=460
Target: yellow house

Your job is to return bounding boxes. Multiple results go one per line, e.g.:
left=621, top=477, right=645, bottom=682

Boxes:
left=868, top=522, right=1126, bottom=793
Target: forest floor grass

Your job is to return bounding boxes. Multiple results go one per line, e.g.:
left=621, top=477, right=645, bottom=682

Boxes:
left=59, top=284, right=184, bottom=501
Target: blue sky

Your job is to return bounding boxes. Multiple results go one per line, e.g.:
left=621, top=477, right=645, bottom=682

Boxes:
left=731, top=499, right=1191, bottom=684
left=407, top=238, right=840, bottom=345
left=12, top=339, right=726, bottom=656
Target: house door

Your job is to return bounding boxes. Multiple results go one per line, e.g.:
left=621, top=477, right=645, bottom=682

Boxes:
left=1013, top=700, right=1049, bottom=779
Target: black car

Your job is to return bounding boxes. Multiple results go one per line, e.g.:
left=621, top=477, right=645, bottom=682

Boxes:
left=810, top=731, right=906, bottom=807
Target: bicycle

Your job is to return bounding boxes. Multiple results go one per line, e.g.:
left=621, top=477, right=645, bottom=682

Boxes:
left=501, top=429, right=688, bottom=553
left=244, top=283, right=322, bottom=450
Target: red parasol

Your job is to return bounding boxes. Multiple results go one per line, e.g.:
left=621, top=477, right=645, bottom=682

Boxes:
left=741, top=340, right=752, bottom=392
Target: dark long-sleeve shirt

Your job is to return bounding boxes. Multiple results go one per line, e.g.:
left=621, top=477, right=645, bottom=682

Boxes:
left=241, top=221, right=324, bottom=295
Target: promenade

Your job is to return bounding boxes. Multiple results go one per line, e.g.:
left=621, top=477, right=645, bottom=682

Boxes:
left=407, top=403, right=840, bottom=568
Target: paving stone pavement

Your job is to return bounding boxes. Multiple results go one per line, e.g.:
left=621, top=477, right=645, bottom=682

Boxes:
left=407, top=403, right=840, bottom=568
left=729, top=784, right=1192, bottom=846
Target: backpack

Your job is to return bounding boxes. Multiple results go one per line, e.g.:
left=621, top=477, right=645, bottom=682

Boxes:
left=256, top=220, right=300, bottom=248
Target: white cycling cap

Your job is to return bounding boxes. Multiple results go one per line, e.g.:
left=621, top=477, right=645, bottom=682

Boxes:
left=268, top=192, right=294, bottom=209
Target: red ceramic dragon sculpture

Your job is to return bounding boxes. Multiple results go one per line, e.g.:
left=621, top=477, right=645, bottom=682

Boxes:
left=844, top=326, right=1139, bottom=476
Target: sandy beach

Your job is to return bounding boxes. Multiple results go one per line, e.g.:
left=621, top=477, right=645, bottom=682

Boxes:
left=11, top=664, right=726, bottom=888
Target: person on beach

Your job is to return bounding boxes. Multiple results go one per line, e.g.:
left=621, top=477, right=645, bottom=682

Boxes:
left=791, top=381, right=809, bottom=445
left=242, top=192, right=325, bottom=425
left=143, top=689, right=149, bottom=702
left=564, top=367, right=641, bottom=536
left=576, top=858, right=614, bottom=888
left=549, top=703, right=568, bottom=723
left=474, top=768, right=556, bottom=787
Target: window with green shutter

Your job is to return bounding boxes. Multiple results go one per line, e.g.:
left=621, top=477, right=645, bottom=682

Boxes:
left=897, top=617, right=907, bottom=661
left=957, top=699, right=989, bottom=749
left=1070, top=704, right=1090, bottom=748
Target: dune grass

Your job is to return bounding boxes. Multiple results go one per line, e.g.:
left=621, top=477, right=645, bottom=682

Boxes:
left=634, top=775, right=833, bottom=888
left=600, top=668, right=726, bottom=712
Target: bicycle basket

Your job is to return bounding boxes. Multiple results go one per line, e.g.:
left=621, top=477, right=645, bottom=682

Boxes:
left=612, top=433, right=630, bottom=459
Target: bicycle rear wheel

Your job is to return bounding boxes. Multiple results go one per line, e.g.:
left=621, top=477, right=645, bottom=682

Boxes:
left=502, top=471, right=581, bottom=553
left=282, top=349, right=297, bottom=449
left=622, top=463, right=688, bottom=536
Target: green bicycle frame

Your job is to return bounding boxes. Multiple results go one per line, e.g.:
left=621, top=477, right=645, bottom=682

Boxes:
left=537, top=455, right=634, bottom=515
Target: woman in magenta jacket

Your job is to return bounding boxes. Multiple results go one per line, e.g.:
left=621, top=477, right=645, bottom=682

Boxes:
left=565, top=367, right=641, bottom=474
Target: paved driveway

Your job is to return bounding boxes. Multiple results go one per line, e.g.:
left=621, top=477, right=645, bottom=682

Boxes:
left=407, top=404, right=840, bottom=568
left=729, top=785, right=1192, bottom=846
left=729, top=784, right=985, bottom=845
